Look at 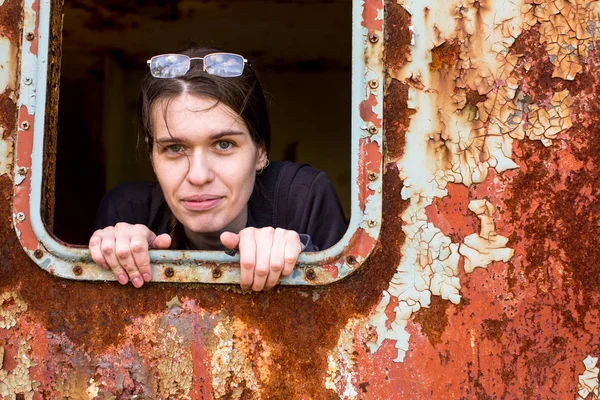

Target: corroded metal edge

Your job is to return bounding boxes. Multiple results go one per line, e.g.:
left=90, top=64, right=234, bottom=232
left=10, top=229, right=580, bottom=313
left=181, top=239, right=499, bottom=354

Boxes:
left=11, top=0, right=384, bottom=285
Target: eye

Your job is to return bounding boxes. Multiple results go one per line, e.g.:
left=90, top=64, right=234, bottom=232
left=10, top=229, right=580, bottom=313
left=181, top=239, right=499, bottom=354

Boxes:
left=165, top=144, right=184, bottom=153
left=216, top=141, right=233, bottom=151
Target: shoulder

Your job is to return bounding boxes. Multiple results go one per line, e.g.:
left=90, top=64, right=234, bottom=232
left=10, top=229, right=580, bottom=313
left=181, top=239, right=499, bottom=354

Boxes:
left=262, top=161, right=327, bottom=188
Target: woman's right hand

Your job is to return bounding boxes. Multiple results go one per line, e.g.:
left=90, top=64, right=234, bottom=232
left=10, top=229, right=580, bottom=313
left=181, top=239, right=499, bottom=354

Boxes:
left=89, top=223, right=172, bottom=288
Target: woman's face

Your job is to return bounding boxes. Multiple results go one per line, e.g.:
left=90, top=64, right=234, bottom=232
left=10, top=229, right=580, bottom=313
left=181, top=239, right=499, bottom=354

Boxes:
left=151, top=93, right=266, bottom=234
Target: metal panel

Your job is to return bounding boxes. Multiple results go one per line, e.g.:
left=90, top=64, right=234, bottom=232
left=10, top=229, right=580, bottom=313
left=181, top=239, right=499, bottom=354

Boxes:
left=10, top=0, right=384, bottom=284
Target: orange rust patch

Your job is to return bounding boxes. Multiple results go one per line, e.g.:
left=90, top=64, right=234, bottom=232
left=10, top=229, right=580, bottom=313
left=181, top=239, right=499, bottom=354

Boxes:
left=430, top=41, right=460, bottom=71
left=0, top=0, right=22, bottom=44
left=384, top=0, right=411, bottom=71
left=383, top=79, right=412, bottom=162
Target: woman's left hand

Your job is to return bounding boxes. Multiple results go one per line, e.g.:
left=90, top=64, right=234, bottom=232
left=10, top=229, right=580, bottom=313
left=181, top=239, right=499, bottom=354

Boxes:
left=220, top=227, right=302, bottom=291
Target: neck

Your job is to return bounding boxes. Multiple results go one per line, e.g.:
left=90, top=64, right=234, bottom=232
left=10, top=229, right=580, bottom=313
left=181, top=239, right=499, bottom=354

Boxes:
left=183, top=206, right=248, bottom=250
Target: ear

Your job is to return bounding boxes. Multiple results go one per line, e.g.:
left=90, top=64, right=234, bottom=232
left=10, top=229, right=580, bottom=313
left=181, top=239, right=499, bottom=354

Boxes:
left=255, top=146, right=268, bottom=171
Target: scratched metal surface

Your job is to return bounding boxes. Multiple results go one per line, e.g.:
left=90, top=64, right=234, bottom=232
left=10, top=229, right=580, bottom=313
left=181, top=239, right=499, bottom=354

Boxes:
left=1, top=0, right=600, bottom=398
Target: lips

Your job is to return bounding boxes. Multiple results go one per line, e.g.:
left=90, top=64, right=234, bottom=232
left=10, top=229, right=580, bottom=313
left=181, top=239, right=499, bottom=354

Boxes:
left=181, top=195, right=224, bottom=211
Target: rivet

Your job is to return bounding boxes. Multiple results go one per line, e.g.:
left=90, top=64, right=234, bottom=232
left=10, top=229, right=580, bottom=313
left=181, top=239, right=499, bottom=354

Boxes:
left=21, top=121, right=30, bottom=131
left=24, top=77, right=32, bottom=86
left=369, top=34, right=379, bottom=43
left=305, top=268, right=316, bottom=281
left=25, top=32, right=35, bottom=41
left=34, top=249, right=43, bottom=258
left=346, top=255, right=357, bottom=266
left=368, top=220, right=378, bottom=228
left=368, top=126, right=379, bottom=135
left=73, top=265, right=83, bottom=276
left=369, top=80, right=379, bottom=89
left=368, top=172, right=378, bottom=181
left=212, top=267, right=222, bottom=279
left=16, top=212, right=25, bottom=223
left=18, top=166, right=28, bottom=176
left=164, top=267, right=175, bottom=278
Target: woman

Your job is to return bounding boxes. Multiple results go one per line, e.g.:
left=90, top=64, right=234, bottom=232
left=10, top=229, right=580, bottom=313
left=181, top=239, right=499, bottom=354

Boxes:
left=89, top=47, right=347, bottom=291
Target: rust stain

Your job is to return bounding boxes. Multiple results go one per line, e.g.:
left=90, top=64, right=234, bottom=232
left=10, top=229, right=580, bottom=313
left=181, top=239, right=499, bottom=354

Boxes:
left=383, top=79, right=412, bottom=163
left=384, top=0, right=412, bottom=72
left=0, top=90, right=17, bottom=140
left=0, top=0, right=22, bottom=44
left=29, top=0, right=40, bottom=55
left=0, top=160, right=408, bottom=398
left=430, top=41, right=460, bottom=71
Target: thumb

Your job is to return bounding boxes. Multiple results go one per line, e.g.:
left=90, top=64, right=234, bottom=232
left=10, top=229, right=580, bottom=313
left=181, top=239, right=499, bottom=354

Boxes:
left=220, top=231, right=240, bottom=250
left=150, top=233, right=172, bottom=249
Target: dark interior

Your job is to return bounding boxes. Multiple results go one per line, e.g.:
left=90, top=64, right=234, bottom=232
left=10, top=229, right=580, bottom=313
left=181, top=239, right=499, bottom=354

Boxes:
left=53, top=0, right=352, bottom=244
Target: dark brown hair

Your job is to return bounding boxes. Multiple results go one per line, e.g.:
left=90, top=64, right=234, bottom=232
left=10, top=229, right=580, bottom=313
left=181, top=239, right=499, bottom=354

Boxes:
left=138, top=45, right=271, bottom=248
left=139, top=46, right=271, bottom=155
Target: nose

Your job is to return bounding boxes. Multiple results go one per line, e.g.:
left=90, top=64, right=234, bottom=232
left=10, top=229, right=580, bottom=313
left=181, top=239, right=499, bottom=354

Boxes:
left=186, top=152, right=215, bottom=186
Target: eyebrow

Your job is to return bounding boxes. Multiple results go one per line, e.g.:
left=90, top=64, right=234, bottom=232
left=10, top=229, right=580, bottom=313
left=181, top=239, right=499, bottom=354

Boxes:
left=155, top=130, right=246, bottom=145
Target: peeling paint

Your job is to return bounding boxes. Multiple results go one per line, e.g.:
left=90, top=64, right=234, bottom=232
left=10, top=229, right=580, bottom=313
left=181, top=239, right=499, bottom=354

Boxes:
left=211, top=316, right=272, bottom=399
left=0, top=338, right=40, bottom=399
left=326, top=319, right=361, bottom=399
left=0, top=291, right=27, bottom=329
left=578, top=355, right=600, bottom=400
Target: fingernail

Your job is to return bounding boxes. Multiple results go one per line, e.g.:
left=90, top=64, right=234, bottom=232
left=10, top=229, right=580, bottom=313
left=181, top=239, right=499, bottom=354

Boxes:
left=117, top=275, right=128, bottom=285
left=143, top=273, right=152, bottom=282
left=132, top=278, right=143, bottom=288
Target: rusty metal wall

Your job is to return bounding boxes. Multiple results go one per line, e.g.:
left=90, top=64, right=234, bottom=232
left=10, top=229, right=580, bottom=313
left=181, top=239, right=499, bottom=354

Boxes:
left=1, top=0, right=600, bottom=399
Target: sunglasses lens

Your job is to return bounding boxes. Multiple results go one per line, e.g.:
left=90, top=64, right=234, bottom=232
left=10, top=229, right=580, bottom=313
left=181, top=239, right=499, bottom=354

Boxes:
left=204, top=53, right=245, bottom=77
left=150, top=54, right=190, bottom=78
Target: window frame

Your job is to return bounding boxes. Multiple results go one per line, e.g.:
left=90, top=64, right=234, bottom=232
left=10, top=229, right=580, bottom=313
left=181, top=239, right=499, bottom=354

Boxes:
left=13, top=0, right=384, bottom=285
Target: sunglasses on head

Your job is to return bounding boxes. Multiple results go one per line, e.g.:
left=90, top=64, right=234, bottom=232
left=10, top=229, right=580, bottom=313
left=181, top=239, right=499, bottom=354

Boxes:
left=147, top=52, right=248, bottom=78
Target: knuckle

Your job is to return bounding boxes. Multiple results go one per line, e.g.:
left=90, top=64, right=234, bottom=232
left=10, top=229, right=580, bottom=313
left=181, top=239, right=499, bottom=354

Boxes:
left=255, top=268, right=269, bottom=277
left=270, top=262, right=283, bottom=272
left=240, top=261, right=254, bottom=270
left=116, top=249, right=130, bottom=260
left=130, top=241, right=146, bottom=254
left=285, top=255, right=298, bottom=265
left=100, top=243, right=115, bottom=255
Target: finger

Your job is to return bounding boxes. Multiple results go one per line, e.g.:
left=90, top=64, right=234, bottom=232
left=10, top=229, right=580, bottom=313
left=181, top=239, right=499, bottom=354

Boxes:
left=114, top=236, right=145, bottom=288
left=282, top=231, right=302, bottom=277
left=89, top=231, right=109, bottom=270
left=238, top=229, right=257, bottom=290
left=220, top=231, right=240, bottom=250
left=264, top=228, right=287, bottom=290
left=99, top=230, right=129, bottom=285
left=130, top=236, right=151, bottom=283
left=150, top=233, right=172, bottom=249
left=252, top=228, right=274, bottom=291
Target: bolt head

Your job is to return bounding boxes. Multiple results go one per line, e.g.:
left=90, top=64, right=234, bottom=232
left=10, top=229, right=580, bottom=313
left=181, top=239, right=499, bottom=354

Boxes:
left=368, top=220, right=378, bottom=228
left=18, top=167, right=28, bottom=176
left=21, top=121, right=30, bottom=130
left=305, top=268, right=316, bottom=281
left=212, top=268, right=222, bottom=279
left=16, top=212, right=25, bottom=222
left=369, top=80, right=379, bottom=89
left=368, top=126, right=379, bottom=135
left=368, top=172, right=378, bottom=181
left=25, top=32, right=35, bottom=41
left=34, top=249, right=43, bottom=258
left=346, top=255, right=357, bottom=265
left=73, top=266, right=83, bottom=276
left=165, top=267, right=175, bottom=278
left=369, top=34, right=379, bottom=43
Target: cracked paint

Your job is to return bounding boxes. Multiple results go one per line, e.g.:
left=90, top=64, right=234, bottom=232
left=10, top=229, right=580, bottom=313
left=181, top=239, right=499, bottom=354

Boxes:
left=578, top=355, right=600, bottom=400
left=366, top=0, right=591, bottom=362
left=0, top=291, right=27, bottom=329
left=0, top=339, right=40, bottom=399
left=326, top=319, right=361, bottom=399
left=211, top=316, right=272, bottom=399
